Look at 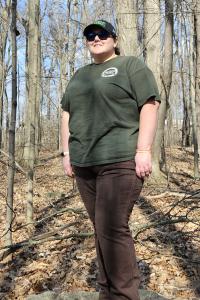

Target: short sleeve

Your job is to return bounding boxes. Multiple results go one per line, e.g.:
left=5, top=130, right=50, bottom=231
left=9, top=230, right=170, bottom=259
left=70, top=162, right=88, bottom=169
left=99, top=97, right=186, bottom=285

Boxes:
left=60, top=70, right=80, bottom=112
left=61, top=88, right=69, bottom=112
left=128, top=59, right=160, bottom=107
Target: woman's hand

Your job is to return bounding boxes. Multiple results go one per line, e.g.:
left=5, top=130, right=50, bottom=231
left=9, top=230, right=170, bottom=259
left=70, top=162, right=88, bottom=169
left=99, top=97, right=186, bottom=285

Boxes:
left=135, top=151, right=152, bottom=178
left=62, top=155, right=74, bottom=177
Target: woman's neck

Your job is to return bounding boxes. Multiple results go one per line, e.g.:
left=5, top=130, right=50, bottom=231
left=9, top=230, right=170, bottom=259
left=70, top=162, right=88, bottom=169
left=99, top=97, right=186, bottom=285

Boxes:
left=93, top=52, right=117, bottom=64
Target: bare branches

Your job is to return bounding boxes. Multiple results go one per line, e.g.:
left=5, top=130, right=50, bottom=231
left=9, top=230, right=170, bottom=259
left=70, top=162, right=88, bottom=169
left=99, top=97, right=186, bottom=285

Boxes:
left=134, top=215, right=200, bottom=239
left=12, top=206, right=85, bottom=232
left=0, top=149, right=27, bottom=175
left=0, top=222, right=94, bottom=261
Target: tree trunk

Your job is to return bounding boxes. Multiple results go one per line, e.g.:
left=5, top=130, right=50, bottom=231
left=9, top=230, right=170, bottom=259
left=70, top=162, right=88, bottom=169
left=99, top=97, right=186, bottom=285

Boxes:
left=190, top=1, right=199, bottom=177
left=35, top=7, right=41, bottom=159
left=58, top=0, right=79, bottom=150
left=0, top=1, right=11, bottom=149
left=144, top=0, right=173, bottom=182
left=143, top=0, right=161, bottom=180
left=23, top=0, right=41, bottom=224
left=114, top=0, right=138, bottom=56
left=5, top=0, right=17, bottom=247
left=154, top=0, right=173, bottom=180
left=177, top=12, right=191, bottom=147
left=180, top=58, right=191, bottom=147
left=195, top=0, right=200, bottom=156
left=4, top=89, right=9, bottom=151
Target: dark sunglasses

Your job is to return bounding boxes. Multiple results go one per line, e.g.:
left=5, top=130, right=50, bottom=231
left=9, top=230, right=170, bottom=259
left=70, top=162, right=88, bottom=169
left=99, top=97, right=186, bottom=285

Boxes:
left=85, top=31, right=110, bottom=41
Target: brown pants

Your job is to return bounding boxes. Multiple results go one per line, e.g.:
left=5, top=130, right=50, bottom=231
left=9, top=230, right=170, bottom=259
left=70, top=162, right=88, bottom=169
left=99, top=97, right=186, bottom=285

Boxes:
left=73, top=160, right=143, bottom=300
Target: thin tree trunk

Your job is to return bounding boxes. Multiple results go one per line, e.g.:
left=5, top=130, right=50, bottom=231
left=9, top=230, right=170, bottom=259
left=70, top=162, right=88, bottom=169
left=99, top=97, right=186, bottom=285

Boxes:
left=190, top=1, right=199, bottom=177
left=195, top=0, right=200, bottom=157
left=23, top=0, right=41, bottom=224
left=177, top=11, right=192, bottom=147
left=0, top=1, right=11, bottom=149
left=5, top=0, right=17, bottom=247
left=177, top=12, right=191, bottom=147
left=4, top=89, right=9, bottom=151
left=35, top=5, right=41, bottom=158
left=0, top=64, right=4, bottom=149
left=180, top=58, right=191, bottom=147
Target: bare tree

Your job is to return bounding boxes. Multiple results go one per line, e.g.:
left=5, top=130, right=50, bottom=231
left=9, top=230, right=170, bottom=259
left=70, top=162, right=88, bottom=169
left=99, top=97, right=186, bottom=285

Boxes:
left=5, top=0, right=17, bottom=246
left=190, top=0, right=199, bottom=177
left=195, top=0, right=200, bottom=158
left=23, top=0, right=41, bottom=224
left=175, top=2, right=192, bottom=148
left=0, top=0, right=11, bottom=149
left=178, top=20, right=191, bottom=147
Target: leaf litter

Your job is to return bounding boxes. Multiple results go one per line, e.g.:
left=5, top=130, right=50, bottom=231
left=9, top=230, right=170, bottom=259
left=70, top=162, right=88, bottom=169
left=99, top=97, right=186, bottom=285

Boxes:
left=0, top=147, right=199, bottom=300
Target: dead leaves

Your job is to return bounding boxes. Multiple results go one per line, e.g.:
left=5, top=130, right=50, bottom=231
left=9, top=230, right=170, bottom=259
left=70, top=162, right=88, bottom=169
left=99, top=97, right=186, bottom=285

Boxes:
left=0, top=149, right=200, bottom=299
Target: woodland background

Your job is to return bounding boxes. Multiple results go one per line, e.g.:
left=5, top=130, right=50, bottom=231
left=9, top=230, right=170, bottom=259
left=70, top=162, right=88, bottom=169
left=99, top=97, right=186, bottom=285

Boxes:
left=0, top=0, right=200, bottom=299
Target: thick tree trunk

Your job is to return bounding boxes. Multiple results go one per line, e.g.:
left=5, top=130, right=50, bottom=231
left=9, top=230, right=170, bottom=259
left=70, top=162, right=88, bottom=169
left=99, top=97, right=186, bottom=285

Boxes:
left=5, top=0, right=17, bottom=247
left=58, top=0, right=79, bottom=149
left=154, top=0, right=173, bottom=180
left=143, top=0, right=162, bottom=180
left=114, top=0, right=138, bottom=56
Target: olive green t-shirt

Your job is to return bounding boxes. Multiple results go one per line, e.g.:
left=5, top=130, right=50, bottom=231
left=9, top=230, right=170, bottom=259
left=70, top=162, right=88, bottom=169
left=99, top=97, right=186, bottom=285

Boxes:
left=61, top=56, right=160, bottom=166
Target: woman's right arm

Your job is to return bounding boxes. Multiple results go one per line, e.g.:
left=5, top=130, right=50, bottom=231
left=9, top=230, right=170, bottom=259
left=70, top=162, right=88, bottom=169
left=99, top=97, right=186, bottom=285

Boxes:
left=61, top=110, right=74, bottom=177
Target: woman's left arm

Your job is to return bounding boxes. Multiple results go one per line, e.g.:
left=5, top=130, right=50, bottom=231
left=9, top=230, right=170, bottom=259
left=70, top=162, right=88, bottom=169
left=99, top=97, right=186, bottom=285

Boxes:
left=135, top=98, right=160, bottom=178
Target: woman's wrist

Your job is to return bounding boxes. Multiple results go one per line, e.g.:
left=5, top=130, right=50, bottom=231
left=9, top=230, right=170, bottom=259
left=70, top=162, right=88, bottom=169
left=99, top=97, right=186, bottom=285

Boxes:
left=61, top=151, right=70, bottom=157
left=136, top=148, right=151, bottom=153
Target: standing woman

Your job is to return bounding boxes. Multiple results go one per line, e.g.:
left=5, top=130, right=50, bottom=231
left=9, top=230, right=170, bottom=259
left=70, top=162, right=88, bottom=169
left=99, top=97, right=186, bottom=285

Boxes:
left=61, top=20, right=160, bottom=300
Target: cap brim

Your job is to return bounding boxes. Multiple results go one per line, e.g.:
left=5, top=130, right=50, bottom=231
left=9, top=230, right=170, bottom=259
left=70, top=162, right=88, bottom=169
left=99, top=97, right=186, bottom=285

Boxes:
left=83, top=24, right=107, bottom=36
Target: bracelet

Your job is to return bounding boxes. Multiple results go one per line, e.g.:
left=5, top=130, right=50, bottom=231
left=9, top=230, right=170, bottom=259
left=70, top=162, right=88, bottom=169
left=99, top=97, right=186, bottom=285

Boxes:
left=136, top=149, right=151, bottom=153
left=61, top=151, right=70, bottom=157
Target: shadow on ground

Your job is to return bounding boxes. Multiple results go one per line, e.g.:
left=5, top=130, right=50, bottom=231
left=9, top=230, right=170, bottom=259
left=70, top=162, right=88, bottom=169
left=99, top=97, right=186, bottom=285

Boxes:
left=137, top=196, right=200, bottom=298
left=0, top=189, right=78, bottom=299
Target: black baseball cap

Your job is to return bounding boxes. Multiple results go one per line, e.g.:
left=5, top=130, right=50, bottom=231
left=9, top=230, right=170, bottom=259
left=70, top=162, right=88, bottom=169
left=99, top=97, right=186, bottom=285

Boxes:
left=83, top=20, right=117, bottom=37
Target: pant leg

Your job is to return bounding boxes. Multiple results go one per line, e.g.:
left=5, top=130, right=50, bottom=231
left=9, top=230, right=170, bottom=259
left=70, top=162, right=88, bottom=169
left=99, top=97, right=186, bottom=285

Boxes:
left=72, top=166, right=110, bottom=299
left=95, top=160, right=143, bottom=300
left=72, top=166, right=96, bottom=223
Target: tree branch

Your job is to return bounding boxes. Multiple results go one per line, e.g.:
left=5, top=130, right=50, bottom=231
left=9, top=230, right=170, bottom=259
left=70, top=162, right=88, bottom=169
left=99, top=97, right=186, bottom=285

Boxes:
left=0, top=223, right=93, bottom=261
left=12, top=206, right=85, bottom=232
left=0, top=149, right=27, bottom=175
left=133, top=216, right=200, bottom=239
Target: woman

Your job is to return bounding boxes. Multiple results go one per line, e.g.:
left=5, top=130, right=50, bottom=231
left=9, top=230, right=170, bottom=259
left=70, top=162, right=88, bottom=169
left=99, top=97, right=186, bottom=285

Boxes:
left=61, top=20, right=160, bottom=300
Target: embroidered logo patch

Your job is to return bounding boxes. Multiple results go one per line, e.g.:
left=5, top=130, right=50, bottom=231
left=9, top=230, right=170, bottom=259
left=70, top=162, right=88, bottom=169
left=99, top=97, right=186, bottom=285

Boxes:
left=101, top=67, right=118, bottom=77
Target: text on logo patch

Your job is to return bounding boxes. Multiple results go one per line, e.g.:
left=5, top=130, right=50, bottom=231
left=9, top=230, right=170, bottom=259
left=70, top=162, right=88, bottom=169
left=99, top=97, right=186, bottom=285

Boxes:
left=101, top=67, right=118, bottom=77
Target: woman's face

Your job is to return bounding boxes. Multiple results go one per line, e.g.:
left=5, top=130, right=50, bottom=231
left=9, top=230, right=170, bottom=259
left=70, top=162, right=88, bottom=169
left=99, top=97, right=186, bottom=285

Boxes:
left=85, top=27, right=117, bottom=59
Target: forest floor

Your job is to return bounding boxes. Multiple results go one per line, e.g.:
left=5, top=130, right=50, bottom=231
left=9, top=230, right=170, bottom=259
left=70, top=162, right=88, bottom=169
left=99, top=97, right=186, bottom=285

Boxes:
left=0, top=147, right=200, bottom=300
